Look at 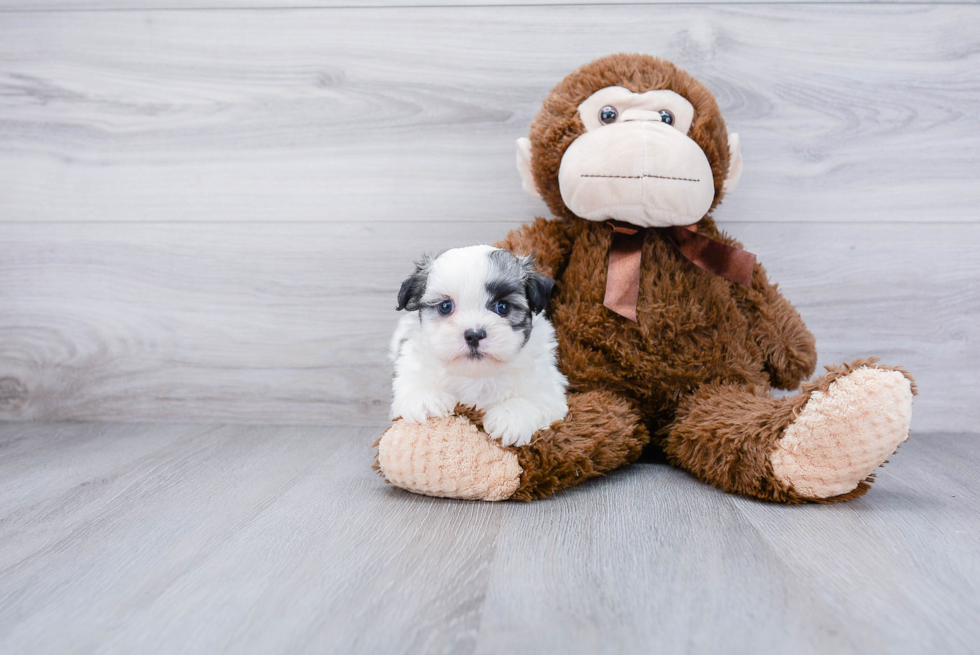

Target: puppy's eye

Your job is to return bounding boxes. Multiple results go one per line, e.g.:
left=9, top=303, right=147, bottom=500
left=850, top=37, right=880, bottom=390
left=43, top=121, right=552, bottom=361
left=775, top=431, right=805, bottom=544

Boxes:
left=599, top=106, right=618, bottom=125
left=659, top=110, right=674, bottom=126
left=492, top=301, right=510, bottom=317
left=438, top=300, right=454, bottom=315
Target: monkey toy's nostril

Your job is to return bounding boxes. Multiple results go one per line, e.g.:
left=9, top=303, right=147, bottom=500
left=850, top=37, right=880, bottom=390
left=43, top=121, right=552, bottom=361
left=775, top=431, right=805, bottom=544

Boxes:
left=464, top=329, right=487, bottom=348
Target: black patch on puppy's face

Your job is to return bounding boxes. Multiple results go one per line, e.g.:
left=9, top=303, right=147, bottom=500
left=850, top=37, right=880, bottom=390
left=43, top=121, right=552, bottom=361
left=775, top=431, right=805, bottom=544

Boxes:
left=395, top=256, right=432, bottom=311
left=486, top=249, right=555, bottom=343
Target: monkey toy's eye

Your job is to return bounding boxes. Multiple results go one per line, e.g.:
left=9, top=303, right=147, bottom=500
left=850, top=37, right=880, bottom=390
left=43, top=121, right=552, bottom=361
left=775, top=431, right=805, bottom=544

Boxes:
left=659, top=110, right=674, bottom=126
left=492, top=301, right=511, bottom=317
left=599, top=106, right=619, bottom=125
left=438, top=300, right=454, bottom=315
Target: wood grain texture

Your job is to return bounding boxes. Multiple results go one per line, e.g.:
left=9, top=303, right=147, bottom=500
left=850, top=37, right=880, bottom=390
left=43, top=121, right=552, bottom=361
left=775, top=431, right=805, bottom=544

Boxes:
left=1, top=0, right=969, bottom=10
left=1, top=5, right=977, bottom=429
left=0, top=5, right=978, bottom=224
left=0, top=220, right=976, bottom=431
left=0, top=423, right=977, bottom=654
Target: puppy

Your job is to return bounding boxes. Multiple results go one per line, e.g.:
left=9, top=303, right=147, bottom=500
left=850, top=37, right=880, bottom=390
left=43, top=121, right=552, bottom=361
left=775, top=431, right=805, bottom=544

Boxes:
left=389, top=245, right=568, bottom=447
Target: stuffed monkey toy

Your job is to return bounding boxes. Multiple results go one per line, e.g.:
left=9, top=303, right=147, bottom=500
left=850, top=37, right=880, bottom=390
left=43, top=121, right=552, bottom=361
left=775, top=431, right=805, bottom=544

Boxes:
left=375, top=54, right=915, bottom=503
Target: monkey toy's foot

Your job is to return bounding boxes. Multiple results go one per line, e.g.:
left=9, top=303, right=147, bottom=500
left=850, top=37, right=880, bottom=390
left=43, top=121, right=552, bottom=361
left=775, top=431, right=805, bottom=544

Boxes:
left=376, top=415, right=523, bottom=501
left=770, top=361, right=915, bottom=500
left=376, top=391, right=649, bottom=502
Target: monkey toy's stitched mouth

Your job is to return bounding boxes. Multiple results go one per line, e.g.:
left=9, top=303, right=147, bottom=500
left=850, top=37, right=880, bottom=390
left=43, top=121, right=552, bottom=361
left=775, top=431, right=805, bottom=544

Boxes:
left=580, top=174, right=700, bottom=182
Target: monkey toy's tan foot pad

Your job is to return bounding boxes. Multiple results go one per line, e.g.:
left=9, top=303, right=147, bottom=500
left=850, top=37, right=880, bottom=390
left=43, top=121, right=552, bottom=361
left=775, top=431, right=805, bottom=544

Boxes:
left=770, top=366, right=914, bottom=499
left=376, top=416, right=522, bottom=502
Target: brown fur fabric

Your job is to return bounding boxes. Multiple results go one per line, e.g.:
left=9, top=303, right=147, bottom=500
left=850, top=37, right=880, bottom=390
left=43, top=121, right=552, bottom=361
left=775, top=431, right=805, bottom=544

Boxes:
left=699, top=221, right=819, bottom=391
left=450, top=394, right=648, bottom=502
left=511, top=390, right=649, bottom=502
left=497, top=216, right=816, bottom=430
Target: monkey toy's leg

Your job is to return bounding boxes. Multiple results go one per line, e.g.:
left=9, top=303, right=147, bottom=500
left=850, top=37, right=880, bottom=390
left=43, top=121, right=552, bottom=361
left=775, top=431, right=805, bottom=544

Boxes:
left=664, top=358, right=915, bottom=503
left=376, top=390, right=649, bottom=502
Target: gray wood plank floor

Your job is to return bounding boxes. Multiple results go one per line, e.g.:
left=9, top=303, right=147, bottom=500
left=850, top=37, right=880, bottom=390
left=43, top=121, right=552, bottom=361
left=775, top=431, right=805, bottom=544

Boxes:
left=0, top=422, right=977, bottom=654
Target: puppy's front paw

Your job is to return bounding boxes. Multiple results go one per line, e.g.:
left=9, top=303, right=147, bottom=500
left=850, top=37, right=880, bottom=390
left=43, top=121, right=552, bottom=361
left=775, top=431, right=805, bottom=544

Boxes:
left=483, top=399, right=542, bottom=447
left=393, top=390, right=456, bottom=424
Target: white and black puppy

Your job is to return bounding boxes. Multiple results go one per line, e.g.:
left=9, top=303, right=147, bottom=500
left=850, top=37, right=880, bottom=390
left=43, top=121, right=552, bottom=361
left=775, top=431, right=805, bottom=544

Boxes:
left=389, top=245, right=568, bottom=447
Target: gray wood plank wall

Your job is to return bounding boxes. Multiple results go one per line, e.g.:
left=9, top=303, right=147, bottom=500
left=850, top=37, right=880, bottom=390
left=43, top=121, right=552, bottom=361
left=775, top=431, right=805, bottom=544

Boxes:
left=0, top=0, right=970, bottom=9
left=1, top=4, right=978, bottom=430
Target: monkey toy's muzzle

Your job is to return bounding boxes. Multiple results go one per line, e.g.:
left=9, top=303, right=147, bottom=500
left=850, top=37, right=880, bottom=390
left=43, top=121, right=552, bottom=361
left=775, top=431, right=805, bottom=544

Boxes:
left=558, top=120, right=716, bottom=228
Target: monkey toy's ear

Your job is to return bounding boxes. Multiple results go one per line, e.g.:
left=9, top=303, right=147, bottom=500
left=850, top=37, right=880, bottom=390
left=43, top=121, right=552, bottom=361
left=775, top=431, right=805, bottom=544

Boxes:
left=516, top=137, right=541, bottom=198
left=395, top=257, right=431, bottom=311
left=723, top=132, right=743, bottom=194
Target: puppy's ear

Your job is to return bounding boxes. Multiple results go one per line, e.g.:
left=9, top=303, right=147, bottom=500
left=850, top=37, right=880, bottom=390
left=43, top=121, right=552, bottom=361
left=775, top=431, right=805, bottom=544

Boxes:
left=396, top=257, right=431, bottom=311
left=519, top=255, right=555, bottom=314
left=526, top=271, right=555, bottom=314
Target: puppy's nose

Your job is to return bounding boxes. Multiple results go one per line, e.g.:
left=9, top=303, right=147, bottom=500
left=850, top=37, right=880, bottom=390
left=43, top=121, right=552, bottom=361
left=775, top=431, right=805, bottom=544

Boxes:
left=464, top=329, right=487, bottom=348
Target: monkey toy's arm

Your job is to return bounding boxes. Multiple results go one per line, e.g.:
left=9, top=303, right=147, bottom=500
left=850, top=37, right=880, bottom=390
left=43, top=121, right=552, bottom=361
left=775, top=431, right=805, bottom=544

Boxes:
left=494, top=217, right=578, bottom=280
left=738, top=262, right=818, bottom=389
left=702, top=220, right=818, bottom=389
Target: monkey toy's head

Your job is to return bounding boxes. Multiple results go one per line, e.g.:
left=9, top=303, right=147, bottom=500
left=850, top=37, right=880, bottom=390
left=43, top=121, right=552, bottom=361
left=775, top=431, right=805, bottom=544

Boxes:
left=516, top=54, right=743, bottom=228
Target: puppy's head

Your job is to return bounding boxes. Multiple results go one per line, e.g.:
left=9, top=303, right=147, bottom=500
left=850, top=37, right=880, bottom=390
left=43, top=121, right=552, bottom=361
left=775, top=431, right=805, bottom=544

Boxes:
left=396, top=245, right=555, bottom=376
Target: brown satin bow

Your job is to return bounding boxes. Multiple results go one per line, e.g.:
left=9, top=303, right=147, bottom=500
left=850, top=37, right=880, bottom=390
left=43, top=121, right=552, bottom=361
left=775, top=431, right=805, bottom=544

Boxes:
left=603, top=220, right=757, bottom=322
